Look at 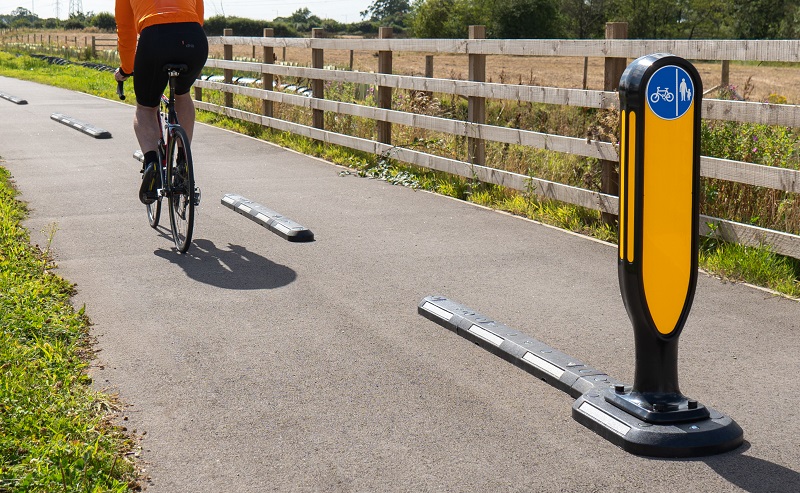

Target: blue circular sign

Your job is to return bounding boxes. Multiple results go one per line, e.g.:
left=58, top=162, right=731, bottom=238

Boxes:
left=646, top=65, right=694, bottom=120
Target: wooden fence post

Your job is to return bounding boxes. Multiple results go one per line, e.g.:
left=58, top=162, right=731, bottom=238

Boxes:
left=262, top=28, right=274, bottom=118
left=311, top=28, right=325, bottom=130
left=721, top=60, right=730, bottom=89
left=583, top=57, right=589, bottom=90
left=468, top=25, right=486, bottom=166
left=377, top=27, right=393, bottom=145
left=90, top=36, right=96, bottom=58
left=602, top=22, right=627, bottom=225
left=223, top=28, right=234, bottom=108
left=424, top=55, right=434, bottom=99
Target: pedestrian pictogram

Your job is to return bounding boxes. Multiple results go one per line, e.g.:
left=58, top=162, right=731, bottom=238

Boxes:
left=646, top=65, right=694, bottom=120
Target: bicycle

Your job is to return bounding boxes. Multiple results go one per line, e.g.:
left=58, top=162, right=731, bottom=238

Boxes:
left=117, top=64, right=199, bottom=253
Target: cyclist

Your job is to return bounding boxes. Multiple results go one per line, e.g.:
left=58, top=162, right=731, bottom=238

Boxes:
left=114, top=0, right=208, bottom=204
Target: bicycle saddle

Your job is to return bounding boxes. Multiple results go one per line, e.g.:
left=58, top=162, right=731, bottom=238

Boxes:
left=163, top=64, right=189, bottom=73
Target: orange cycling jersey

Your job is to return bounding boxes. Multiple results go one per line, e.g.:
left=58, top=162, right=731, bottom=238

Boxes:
left=116, top=0, right=204, bottom=74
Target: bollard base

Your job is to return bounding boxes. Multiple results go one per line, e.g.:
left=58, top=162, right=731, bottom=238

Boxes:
left=573, top=390, right=743, bottom=458
left=418, top=295, right=744, bottom=458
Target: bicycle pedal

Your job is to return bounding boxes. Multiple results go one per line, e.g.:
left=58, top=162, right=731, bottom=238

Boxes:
left=193, top=187, right=202, bottom=206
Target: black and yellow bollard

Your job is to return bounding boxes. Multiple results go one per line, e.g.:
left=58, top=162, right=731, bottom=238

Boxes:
left=572, top=53, right=743, bottom=456
left=418, top=53, right=744, bottom=457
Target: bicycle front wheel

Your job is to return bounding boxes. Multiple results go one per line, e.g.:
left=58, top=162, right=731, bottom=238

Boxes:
left=167, top=127, right=195, bottom=253
left=146, top=144, right=165, bottom=228
left=146, top=196, right=161, bottom=228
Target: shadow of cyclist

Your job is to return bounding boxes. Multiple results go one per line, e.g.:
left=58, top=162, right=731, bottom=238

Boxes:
left=154, top=238, right=296, bottom=290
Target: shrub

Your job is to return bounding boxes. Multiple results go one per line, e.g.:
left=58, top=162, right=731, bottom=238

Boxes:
left=204, top=16, right=298, bottom=37
left=91, top=12, right=117, bottom=31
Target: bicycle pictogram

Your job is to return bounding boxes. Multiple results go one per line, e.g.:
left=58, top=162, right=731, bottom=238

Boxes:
left=649, top=86, right=674, bottom=103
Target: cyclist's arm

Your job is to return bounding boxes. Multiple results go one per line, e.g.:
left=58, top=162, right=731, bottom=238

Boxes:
left=115, top=0, right=137, bottom=76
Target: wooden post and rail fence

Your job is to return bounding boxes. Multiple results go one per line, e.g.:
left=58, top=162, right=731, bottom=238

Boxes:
left=4, top=27, right=800, bottom=260
left=2, top=32, right=116, bottom=57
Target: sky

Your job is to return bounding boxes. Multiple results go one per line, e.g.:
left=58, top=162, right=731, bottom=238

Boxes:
left=1, top=0, right=375, bottom=24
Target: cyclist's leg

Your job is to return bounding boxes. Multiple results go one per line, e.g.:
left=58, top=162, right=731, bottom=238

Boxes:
left=133, top=25, right=171, bottom=204
left=135, top=105, right=161, bottom=204
left=174, top=93, right=196, bottom=142
left=171, top=22, right=208, bottom=144
left=133, top=105, right=160, bottom=156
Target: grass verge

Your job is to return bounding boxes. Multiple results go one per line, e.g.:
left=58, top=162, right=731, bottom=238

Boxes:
left=0, top=164, right=138, bottom=491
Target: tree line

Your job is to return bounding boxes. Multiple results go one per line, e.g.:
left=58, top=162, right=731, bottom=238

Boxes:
left=401, top=0, right=800, bottom=39
left=2, top=0, right=799, bottom=39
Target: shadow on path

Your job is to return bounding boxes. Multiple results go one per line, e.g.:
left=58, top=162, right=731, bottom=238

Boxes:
left=154, top=238, right=296, bottom=290
left=700, top=442, right=800, bottom=493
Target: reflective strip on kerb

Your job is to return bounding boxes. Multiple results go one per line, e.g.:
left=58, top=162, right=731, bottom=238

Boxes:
left=468, top=325, right=503, bottom=347
left=522, top=352, right=564, bottom=379
left=273, top=222, right=291, bottom=234
left=420, top=302, right=453, bottom=321
left=578, top=402, right=630, bottom=436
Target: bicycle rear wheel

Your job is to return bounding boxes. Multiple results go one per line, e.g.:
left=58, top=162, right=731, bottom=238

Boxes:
left=167, top=126, right=195, bottom=253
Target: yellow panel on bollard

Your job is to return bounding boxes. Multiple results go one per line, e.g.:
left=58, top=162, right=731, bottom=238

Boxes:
left=619, top=60, right=698, bottom=339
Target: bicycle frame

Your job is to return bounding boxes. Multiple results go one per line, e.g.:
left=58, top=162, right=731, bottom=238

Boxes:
left=154, top=70, right=182, bottom=199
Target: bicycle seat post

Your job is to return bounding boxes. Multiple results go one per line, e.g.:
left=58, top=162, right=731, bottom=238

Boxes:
left=162, top=64, right=188, bottom=115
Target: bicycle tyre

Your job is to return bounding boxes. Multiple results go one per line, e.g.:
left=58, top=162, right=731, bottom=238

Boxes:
left=145, top=144, right=166, bottom=228
left=167, top=126, right=195, bottom=253
left=146, top=196, right=161, bottom=228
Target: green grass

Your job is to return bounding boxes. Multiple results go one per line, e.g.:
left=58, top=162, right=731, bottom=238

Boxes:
left=0, top=166, right=138, bottom=492
left=700, top=236, right=800, bottom=297
left=0, top=52, right=119, bottom=101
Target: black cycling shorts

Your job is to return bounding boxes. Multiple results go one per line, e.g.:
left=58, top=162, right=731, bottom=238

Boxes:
left=133, top=22, right=208, bottom=108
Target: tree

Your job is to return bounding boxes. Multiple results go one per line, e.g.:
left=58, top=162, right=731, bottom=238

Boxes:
left=410, top=0, right=488, bottom=38
left=63, top=13, right=86, bottom=30
left=91, top=12, right=116, bottom=31
left=560, top=0, right=611, bottom=38
left=287, top=8, right=313, bottom=24
left=280, top=8, right=322, bottom=31
left=730, top=0, right=800, bottom=39
left=675, top=0, right=734, bottom=39
left=491, top=0, right=564, bottom=38
left=8, top=6, right=42, bottom=28
left=361, top=0, right=411, bottom=20
left=611, top=0, right=684, bottom=38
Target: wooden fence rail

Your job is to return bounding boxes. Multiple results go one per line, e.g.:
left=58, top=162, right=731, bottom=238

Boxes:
left=4, top=30, right=800, bottom=258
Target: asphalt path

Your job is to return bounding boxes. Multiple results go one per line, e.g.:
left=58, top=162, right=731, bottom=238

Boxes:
left=2, top=76, right=799, bottom=492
